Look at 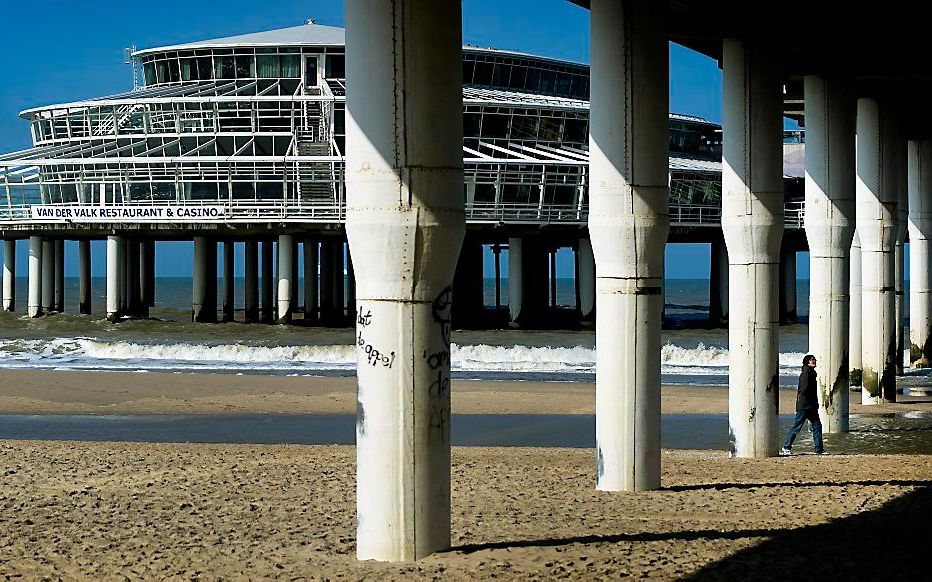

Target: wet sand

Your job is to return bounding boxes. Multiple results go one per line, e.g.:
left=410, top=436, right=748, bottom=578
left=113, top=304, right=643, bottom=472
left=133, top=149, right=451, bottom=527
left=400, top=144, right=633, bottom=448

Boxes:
left=0, top=442, right=929, bottom=579
left=2, top=369, right=931, bottom=415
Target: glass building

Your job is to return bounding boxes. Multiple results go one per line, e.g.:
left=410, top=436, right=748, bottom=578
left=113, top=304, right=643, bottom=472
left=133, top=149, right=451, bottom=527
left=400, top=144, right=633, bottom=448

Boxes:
left=0, top=21, right=726, bottom=225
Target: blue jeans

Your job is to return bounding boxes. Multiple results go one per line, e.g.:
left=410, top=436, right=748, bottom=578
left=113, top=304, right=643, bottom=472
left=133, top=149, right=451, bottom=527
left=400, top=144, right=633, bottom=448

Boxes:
left=783, top=408, right=824, bottom=453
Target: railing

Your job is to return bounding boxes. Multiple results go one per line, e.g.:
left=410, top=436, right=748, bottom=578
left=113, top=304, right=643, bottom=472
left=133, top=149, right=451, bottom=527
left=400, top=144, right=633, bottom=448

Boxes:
left=0, top=199, right=810, bottom=228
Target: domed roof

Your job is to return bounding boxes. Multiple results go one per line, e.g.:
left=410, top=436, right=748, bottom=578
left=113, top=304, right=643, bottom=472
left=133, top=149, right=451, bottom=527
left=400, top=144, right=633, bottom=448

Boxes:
left=132, top=22, right=345, bottom=57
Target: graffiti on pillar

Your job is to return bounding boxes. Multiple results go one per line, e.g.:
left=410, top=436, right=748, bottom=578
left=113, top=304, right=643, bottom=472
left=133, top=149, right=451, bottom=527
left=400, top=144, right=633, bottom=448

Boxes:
left=425, top=287, right=453, bottom=434
left=355, top=306, right=396, bottom=368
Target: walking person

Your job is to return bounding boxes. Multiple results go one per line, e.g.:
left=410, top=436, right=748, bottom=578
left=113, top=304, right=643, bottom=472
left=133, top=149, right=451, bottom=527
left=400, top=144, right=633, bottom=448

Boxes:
left=781, top=354, right=825, bottom=455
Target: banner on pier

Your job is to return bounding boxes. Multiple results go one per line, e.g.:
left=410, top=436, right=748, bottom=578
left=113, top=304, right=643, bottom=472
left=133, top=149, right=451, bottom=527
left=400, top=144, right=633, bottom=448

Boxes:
left=31, top=205, right=227, bottom=223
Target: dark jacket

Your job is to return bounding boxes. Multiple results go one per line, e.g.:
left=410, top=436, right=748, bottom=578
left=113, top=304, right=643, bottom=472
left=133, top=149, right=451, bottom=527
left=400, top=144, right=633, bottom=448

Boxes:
left=796, top=365, right=818, bottom=411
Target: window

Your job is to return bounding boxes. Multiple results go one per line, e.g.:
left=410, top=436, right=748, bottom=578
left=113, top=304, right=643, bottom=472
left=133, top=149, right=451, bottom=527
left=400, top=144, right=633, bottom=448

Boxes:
left=509, top=66, right=527, bottom=92
left=473, top=61, right=493, bottom=85
left=563, top=118, right=587, bottom=144
left=492, top=63, right=510, bottom=87
left=510, top=115, right=539, bottom=140
left=156, top=60, right=169, bottom=84
left=538, top=116, right=562, bottom=141
left=462, top=60, right=475, bottom=84
left=480, top=113, right=509, bottom=138
left=180, top=58, right=195, bottom=81
left=143, top=62, right=156, bottom=85
left=257, top=55, right=280, bottom=78
left=326, top=54, right=345, bottom=78
left=197, top=57, right=213, bottom=80
left=214, top=56, right=235, bottom=79
left=538, top=69, right=556, bottom=93
left=281, top=55, right=300, bottom=78
left=235, top=55, right=255, bottom=78
left=525, top=68, right=541, bottom=92
left=464, top=113, right=481, bottom=138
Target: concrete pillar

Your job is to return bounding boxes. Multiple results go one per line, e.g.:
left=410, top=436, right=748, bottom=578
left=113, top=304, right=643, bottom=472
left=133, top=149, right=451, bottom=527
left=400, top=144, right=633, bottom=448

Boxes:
left=106, top=235, right=121, bottom=322
left=895, top=139, right=908, bottom=376
left=779, top=244, right=797, bottom=323
left=304, top=239, right=318, bottom=322
left=2, top=239, right=14, bottom=312
left=589, top=0, right=668, bottom=490
left=346, top=0, right=464, bottom=561
left=260, top=240, right=274, bottom=324
left=804, top=75, right=856, bottom=433
left=54, top=239, right=64, bottom=312
left=331, top=241, right=345, bottom=323
left=276, top=234, right=294, bottom=324
left=41, top=239, right=54, bottom=313
left=346, top=249, right=356, bottom=321
left=507, top=236, right=548, bottom=327
left=850, top=232, right=862, bottom=385
left=192, top=237, right=217, bottom=323
left=140, top=240, right=155, bottom=317
left=244, top=241, right=259, bottom=323
left=126, top=240, right=141, bottom=317
left=78, top=240, right=91, bottom=315
left=721, top=39, right=784, bottom=458
left=577, top=237, right=595, bottom=321
left=319, top=240, right=335, bottom=323
left=857, top=98, right=898, bottom=404
left=908, top=141, right=932, bottom=371
left=222, top=241, right=235, bottom=322
left=27, top=236, right=42, bottom=318
left=452, top=236, right=484, bottom=328
left=709, top=239, right=729, bottom=325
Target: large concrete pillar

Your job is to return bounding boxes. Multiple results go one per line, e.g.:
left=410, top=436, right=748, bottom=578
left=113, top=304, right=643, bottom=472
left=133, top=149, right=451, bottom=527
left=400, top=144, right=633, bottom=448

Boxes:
left=908, top=141, right=932, bottom=370
left=41, top=239, right=54, bottom=314
left=577, top=237, right=595, bottom=322
left=319, top=240, right=335, bottom=323
left=140, top=240, right=155, bottom=317
left=804, top=75, right=856, bottom=433
left=106, top=235, right=121, bottom=322
left=857, top=98, right=898, bottom=404
left=778, top=244, right=797, bottom=323
left=895, top=139, right=908, bottom=376
left=53, top=239, right=64, bottom=313
left=126, top=240, right=141, bottom=317
left=850, top=232, right=862, bottom=385
left=709, top=239, right=729, bottom=325
left=303, top=239, right=318, bottom=322
left=27, top=236, right=42, bottom=318
left=345, top=0, right=465, bottom=561
left=192, top=237, right=217, bottom=323
left=346, top=249, right=356, bottom=321
left=589, top=0, right=668, bottom=490
left=260, top=240, right=274, bottom=324
left=78, top=240, right=91, bottom=315
left=508, top=237, right=523, bottom=324
left=452, top=235, right=485, bottom=328
left=222, top=241, right=235, bottom=322
left=330, top=240, right=345, bottom=323
left=721, top=39, right=784, bottom=458
left=244, top=241, right=259, bottom=323
left=276, top=234, right=294, bottom=324
left=507, top=236, right=548, bottom=327
left=2, top=239, right=14, bottom=312
left=118, top=238, right=128, bottom=314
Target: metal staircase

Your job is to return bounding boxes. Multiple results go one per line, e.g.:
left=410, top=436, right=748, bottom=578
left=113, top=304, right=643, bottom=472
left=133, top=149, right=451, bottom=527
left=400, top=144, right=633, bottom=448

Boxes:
left=296, top=99, right=335, bottom=205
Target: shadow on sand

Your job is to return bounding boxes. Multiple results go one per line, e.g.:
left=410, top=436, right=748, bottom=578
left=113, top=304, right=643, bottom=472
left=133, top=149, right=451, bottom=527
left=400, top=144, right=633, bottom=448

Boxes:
left=451, top=481, right=932, bottom=578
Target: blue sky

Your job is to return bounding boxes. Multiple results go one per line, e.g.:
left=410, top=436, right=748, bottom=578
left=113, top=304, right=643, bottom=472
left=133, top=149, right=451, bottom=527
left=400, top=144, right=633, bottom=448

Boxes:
left=0, top=0, right=803, bottom=278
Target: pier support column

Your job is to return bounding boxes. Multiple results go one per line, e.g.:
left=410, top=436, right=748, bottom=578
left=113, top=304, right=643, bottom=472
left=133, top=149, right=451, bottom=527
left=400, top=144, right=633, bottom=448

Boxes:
left=319, top=240, right=335, bottom=323
left=79, top=240, right=91, bottom=315
left=721, top=39, right=784, bottom=458
left=140, top=240, right=155, bottom=317
left=28, top=236, right=42, bottom=318
left=192, top=237, right=217, bottom=323
left=3, top=239, right=14, bottom=312
left=346, top=249, right=356, bottom=321
left=346, top=0, right=465, bottom=561
left=850, top=233, right=862, bottom=386
left=303, top=240, right=318, bottom=322
left=222, top=241, right=235, bottom=322
left=276, top=234, right=294, bottom=324
left=589, top=0, right=668, bottom=490
left=857, top=98, right=898, bottom=404
left=119, top=238, right=128, bottom=314
left=106, top=235, right=122, bottom=322
left=507, top=236, right=548, bottom=327
left=709, top=239, right=729, bottom=325
left=244, top=241, right=259, bottom=323
left=452, top=235, right=485, bottom=328
left=576, top=237, right=595, bottom=322
left=41, top=239, right=54, bottom=314
left=126, top=240, right=141, bottom=317
left=260, top=240, right=274, bottom=324
left=804, top=75, right=856, bottom=433
left=779, top=244, right=797, bottom=324
left=908, top=141, right=932, bottom=374
left=895, top=143, right=908, bottom=376
left=54, top=239, right=64, bottom=312
left=330, top=241, right=345, bottom=324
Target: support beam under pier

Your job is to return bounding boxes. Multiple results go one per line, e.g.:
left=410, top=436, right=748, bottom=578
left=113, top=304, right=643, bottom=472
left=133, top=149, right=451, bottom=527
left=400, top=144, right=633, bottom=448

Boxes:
left=346, top=0, right=465, bottom=561
left=721, top=39, right=784, bottom=458
left=507, top=236, right=548, bottom=328
left=54, top=239, right=64, bottom=313
left=79, top=240, right=91, bottom=315
left=303, top=240, right=318, bottom=323
left=850, top=233, right=862, bottom=386
left=244, top=241, right=259, bottom=323
left=222, top=241, right=235, bottom=323
left=276, top=234, right=294, bottom=324
left=106, top=235, right=122, bottom=322
left=709, top=239, right=729, bottom=325
left=908, top=141, right=932, bottom=374
left=804, top=75, right=856, bottom=433
left=589, top=0, right=668, bottom=489
left=28, top=236, right=42, bottom=318
left=576, top=237, right=595, bottom=323
left=452, top=235, right=485, bottom=328
left=41, top=239, right=54, bottom=314
left=260, top=240, right=274, bottom=324
left=779, top=244, right=797, bottom=324
left=3, top=239, right=14, bottom=312
left=140, top=240, right=155, bottom=318
left=192, top=237, right=217, bottom=323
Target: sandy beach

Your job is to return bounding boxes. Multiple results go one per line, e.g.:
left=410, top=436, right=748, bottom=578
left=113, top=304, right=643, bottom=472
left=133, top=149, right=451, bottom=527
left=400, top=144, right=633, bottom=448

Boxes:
left=2, top=368, right=931, bottom=416
left=0, top=442, right=928, bottom=579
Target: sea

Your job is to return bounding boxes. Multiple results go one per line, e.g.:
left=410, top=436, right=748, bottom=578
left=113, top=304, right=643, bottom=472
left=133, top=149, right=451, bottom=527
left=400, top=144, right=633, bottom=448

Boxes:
left=0, top=276, right=816, bottom=386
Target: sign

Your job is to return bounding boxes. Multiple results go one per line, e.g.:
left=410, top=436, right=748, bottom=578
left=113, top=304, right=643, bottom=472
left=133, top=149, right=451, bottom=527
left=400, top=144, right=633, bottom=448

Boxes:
left=31, top=205, right=227, bottom=223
